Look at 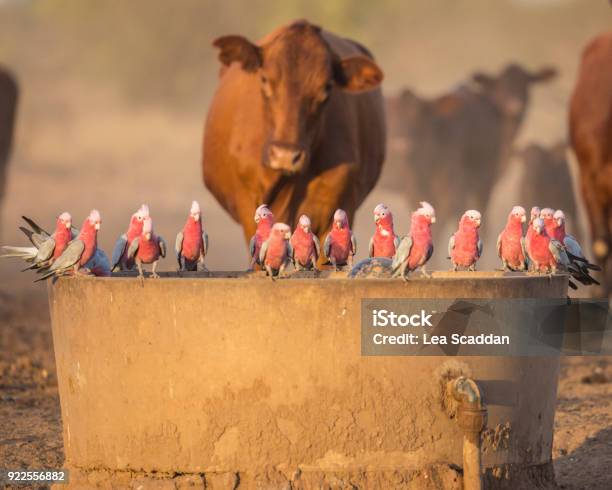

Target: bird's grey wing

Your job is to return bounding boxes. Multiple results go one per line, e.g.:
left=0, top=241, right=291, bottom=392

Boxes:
left=49, top=240, right=85, bottom=272
left=313, top=235, right=321, bottom=259
left=351, top=232, right=357, bottom=255
left=259, top=239, right=269, bottom=264
left=564, top=234, right=584, bottom=259
left=111, top=234, right=128, bottom=269
left=520, top=237, right=527, bottom=261
left=549, top=240, right=568, bottom=266
left=323, top=233, right=332, bottom=259
left=477, top=238, right=483, bottom=258
left=392, top=236, right=413, bottom=271
left=127, top=237, right=140, bottom=261
left=286, top=241, right=293, bottom=262
left=70, top=227, right=79, bottom=239
left=35, top=237, right=56, bottom=262
left=425, top=242, right=434, bottom=263
left=496, top=232, right=502, bottom=258
left=249, top=235, right=256, bottom=258
left=448, top=235, right=455, bottom=258
left=394, top=234, right=401, bottom=251
left=368, top=236, right=374, bottom=258
left=202, top=231, right=209, bottom=256
left=158, top=236, right=167, bottom=258
left=175, top=231, right=184, bottom=257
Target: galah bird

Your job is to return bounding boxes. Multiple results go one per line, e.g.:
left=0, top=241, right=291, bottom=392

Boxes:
left=1, top=213, right=74, bottom=270
left=175, top=200, right=209, bottom=271
left=496, top=206, right=527, bottom=271
left=324, top=209, right=356, bottom=270
left=552, top=209, right=600, bottom=285
left=111, top=204, right=150, bottom=271
left=448, top=210, right=483, bottom=271
left=127, top=216, right=166, bottom=279
left=259, top=222, right=292, bottom=279
left=527, top=217, right=568, bottom=274
left=249, top=204, right=274, bottom=270
left=290, top=214, right=320, bottom=271
left=369, top=203, right=400, bottom=259
left=36, top=210, right=102, bottom=281
left=391, top=201, right=436, bottom=280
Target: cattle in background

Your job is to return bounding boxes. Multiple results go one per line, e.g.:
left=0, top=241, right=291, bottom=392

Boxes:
left=0, top=68, right=18, bottom=216
left=203, top=20, right=385, bottom=251
left=570, top=31, right=612, bottom=296
left=513, top=141, right=579, bottom=236
left=384, top=63, right=556, bottom=247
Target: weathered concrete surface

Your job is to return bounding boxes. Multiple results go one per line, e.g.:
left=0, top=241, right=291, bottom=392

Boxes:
left=48, top=272, right=567, bottom=488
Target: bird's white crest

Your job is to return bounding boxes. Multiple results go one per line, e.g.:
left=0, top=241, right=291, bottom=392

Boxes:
left=138, top=204, right=150, bottom=219
left=190, top=200, right=200, bottom=215
left=373, top=203, right=388, bottom=215
left=540, top=208, right=554, bottom=218
left=298, top=214, right=311, bottom=227
left=58, top=212, right=71, bottom=222
left=417, top=201, right=436, bottom=217
left=554, top=209, right=565, bottom=220
left=465, top=209, right=481, bottom=220
left=334, top=209, right=348, bottom=222
left=143, top=216, right=153, bottom=234
left=530, top=206, right=541, bottom=219
left=254, top=204, right=272, bottom=221
left=511, top=205, right=526, bottom=216
left=88, top=209, right=101, bottom=223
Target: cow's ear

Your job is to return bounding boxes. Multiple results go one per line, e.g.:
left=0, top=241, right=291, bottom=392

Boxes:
left=334, top=56, right=383, bottom=92
left=529, top=66, right=557, bottom=83
left=213, top=35, right=262, bottom=72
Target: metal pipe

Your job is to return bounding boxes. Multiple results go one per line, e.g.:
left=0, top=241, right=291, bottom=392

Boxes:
left=448, top=376, right=487, bottom=490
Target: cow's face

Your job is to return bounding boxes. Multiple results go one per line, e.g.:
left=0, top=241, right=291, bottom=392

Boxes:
left=472, top=64, right=557, bottom=119
left=213, top=21, right=383, bottom=174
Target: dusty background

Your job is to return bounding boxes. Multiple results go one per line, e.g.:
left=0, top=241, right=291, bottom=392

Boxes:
left=0, top=0, right=611, bottom=488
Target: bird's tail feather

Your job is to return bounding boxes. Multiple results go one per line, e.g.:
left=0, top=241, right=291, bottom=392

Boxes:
left=21, top=216, right=49, bottom=236
left=0, top=245, right=37, bottom=260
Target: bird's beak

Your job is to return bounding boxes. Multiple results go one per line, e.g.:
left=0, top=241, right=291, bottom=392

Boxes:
left=95, top=223, right=100, bottom=230
left=145, top=232, right=151, bottom=240
left=193, top=213, right=200, bottom=222
left=285, top=231, right=291, bottom=239
left=475, top=218, right=481, bottom=227
left=556, top=218, right=563, bottom=226
left=65, top=222, right=71, bottom=228
left=521, top=215, right=526, bottom=223
left=430, top=216, right=436, bottom=224
left=373, top=213, right=380, bottom=223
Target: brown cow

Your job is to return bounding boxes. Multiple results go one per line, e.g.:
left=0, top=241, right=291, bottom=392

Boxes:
left=0, top=67, right=18, bottom=214
left=569, top=31, right=612, bottom=296
left=203, top=20, right=385, bottom=251
left=384, top=63, right=556, bottom=250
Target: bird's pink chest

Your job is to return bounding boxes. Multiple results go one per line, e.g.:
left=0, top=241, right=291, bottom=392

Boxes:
left=408, top=232, right=432, bottom=269
left=501, top=228, right=524, bottom=263
left=330, top=229, right=351, bottom=261
left=530, top=234, right=554, bottom=266
left=54, top=229, right=72, bottom=258
left=291, top=231, right=315, bottom=265
left=372, top=230, right=396, bottom=258
left=451, top=228, right=479, bottom=266
left=138, top=237, right=160, bottom=263
left=265, top=238, right=287, bottom=269
left=182, top=224, right=202, bottom=261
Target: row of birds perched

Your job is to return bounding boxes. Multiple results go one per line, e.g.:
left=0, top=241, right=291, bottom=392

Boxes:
left=0, top=198, right=600, bottom=288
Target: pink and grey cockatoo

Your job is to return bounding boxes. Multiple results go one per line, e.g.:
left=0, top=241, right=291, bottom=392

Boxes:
left=527, top=217, right=568, bottom=274
left=249, top=204, right=274, bottom=270
left=496, top=206, right=527, bottom=271
left=369, top=203, right=400, bottom=259
left=524, top=206, right=541, bottom=262
left=324, top=209, right=356, bottom=270
left=111, top=204, right=149, bottom=271
left=448, top=210, right=483, bottom=271
left=551, top=209, right=600, bottom=285
left=175, top=200, right=208, bottom=271
left=391, top=201, right=436, bottom=280
left=290, top=214, right=320, bottom=271
left=1, top=212, right=75, bottom=270
left=259, top=222, right=292, bottom=279
left=36, top=210, right=102, bottom=281
left=127, top=216, right=166, bottom=279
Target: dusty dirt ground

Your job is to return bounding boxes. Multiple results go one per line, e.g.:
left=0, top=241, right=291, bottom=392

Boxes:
left=0, top=285, right=610, bottom=489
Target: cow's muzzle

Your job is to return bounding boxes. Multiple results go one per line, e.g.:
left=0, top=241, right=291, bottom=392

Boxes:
left=266, top=142, right=307, bottom=173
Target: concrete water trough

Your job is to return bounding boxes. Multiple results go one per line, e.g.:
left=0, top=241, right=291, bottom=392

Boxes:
left=48, top=271, right=567, bottom=489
